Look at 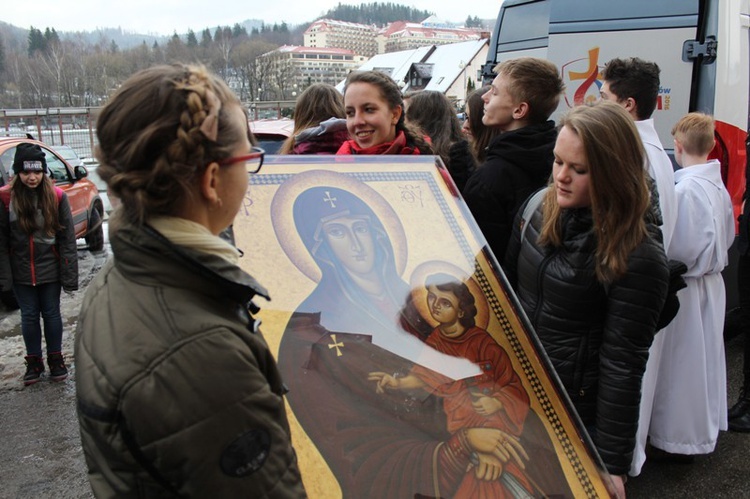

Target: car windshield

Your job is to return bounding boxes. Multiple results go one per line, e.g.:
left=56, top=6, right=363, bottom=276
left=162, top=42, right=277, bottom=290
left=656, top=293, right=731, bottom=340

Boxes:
left=56, top=146, right=78, bottom=161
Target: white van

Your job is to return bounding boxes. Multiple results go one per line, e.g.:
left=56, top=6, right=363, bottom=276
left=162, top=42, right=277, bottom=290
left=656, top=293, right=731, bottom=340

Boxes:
left=482, top=0, right=749, bottom=226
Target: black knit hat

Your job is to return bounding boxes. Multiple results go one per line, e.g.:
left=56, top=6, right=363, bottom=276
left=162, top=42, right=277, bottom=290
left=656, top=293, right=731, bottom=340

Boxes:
left=12, top=143, right=48, bottom=175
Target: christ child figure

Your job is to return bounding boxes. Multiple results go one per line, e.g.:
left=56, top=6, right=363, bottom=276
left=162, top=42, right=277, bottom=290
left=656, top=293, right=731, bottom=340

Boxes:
left=369, top=273, right=534, bottom=497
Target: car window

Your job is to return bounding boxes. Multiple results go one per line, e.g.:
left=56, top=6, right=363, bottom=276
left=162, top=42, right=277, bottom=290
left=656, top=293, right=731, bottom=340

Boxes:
left=0, top=148, right=13, bottom=186
left=43, top=148, right=71, bottom=183
left=58, top=148, right=78, bottom=161
left=0, top=148, right=14, bottom=176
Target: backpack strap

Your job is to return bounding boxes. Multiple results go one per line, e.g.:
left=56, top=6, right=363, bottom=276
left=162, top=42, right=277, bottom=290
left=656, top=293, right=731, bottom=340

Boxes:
left=54, top=186, right=64, bottom=204
left=520, top=188, right=547, bottom=243
left=0, top=186, right=10, bottom=212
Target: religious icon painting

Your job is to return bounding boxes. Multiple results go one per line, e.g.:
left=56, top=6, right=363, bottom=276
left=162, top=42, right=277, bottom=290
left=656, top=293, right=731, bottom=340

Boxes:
left=233, top=155, right=612, bottom=498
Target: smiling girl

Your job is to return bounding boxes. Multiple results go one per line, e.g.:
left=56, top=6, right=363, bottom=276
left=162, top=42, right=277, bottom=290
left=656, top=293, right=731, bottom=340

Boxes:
left=337, top=71, right=433, bottom=155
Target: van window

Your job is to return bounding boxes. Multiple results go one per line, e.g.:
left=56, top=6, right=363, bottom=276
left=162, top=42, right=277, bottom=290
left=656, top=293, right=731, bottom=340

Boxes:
left=497, top=0, right=550, bottom=51
left=549, top=0, right=698, bottom=33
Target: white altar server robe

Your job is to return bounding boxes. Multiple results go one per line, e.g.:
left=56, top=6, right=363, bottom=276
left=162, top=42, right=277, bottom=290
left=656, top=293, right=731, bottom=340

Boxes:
left=648, top=159, right=734, bottom=455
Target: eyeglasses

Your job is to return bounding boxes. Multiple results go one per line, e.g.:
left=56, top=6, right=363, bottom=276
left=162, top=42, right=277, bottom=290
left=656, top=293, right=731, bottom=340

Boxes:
left=218, top=146, right=265, bottom=174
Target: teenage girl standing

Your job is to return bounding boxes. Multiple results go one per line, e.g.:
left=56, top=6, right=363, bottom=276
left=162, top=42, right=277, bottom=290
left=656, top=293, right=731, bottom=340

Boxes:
left=0, top=143, right=78, bottom=385
left=337, top=70, right=433, bottom=155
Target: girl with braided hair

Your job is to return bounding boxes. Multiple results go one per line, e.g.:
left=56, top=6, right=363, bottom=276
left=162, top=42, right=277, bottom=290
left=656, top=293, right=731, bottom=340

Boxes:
left=75, top=63, right=306, bottom=497
left=337, top=70, right=434, bottom=155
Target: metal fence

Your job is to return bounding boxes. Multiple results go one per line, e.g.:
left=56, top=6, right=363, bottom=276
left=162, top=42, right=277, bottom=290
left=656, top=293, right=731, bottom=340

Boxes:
left=1, top=101, right=296, bottom=161
left=1, top=108, right=99, bottom=160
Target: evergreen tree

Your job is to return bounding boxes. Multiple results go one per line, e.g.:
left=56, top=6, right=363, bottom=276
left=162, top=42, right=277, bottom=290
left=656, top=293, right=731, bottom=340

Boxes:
left=232, top=23, right=248, bottom=38
left=28, top=27, right=46, bottom=56
left=201, top=28, right=213, bottom=47
left=44, top=27, right=60, bottom=46
left=110, top=40, right=119, bottom=54
left=186, top=29, right=198, bottom=47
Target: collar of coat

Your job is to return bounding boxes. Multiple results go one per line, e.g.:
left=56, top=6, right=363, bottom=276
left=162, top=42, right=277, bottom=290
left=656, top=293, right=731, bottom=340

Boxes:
left=110, top=222, right=270, bottom=309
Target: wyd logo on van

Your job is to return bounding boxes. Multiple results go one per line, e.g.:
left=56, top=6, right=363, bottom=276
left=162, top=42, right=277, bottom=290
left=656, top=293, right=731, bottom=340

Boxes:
left=561, top=48, right=604, bottom=109
left=561, top=47, right=672, bottom=111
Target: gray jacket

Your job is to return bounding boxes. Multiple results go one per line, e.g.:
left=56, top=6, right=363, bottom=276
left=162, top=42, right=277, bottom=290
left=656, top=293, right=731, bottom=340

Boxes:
left=75, top=222, right=306, bottom=498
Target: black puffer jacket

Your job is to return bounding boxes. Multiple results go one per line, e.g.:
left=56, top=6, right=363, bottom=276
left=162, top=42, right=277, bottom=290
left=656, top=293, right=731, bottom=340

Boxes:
left=504, top=193, right=669, bottom=475
left=462, top=121, right=556, bottom=262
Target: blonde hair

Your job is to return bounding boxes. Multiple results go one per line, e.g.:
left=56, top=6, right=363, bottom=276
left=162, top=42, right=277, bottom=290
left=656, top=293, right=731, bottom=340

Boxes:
left=95, top=63, right=246, bottom=225
left=538, top=101, right=649, bottom=283
left=671, top=112, right=715, bottom=156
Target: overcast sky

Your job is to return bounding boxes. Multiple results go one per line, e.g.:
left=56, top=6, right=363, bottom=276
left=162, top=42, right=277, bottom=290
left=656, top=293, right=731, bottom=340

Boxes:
left=3, top=1, right=502, bottom=36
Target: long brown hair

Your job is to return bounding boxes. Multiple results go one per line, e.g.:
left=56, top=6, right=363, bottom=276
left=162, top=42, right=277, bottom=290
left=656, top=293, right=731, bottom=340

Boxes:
left=538, top=101, right=649, bottom=283
left=279, top=83, right=345, bottom=154
left=466, top=85, right=500, bottom=163
left=344, top=71, right=433, bottom=154
left=95, top=63, right=246, bottom=226
left=10, top=174, right=62, bottom=236
left=405, top=91, right=463, bottom=167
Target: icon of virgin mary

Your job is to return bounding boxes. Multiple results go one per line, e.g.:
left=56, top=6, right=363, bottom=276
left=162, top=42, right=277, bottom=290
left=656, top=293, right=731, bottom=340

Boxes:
left=277, top=184, right=514, bottom=498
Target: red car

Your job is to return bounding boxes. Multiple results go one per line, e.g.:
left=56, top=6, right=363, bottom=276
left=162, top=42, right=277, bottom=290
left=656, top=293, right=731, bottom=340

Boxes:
left=0, top=137, right=105, bottom=251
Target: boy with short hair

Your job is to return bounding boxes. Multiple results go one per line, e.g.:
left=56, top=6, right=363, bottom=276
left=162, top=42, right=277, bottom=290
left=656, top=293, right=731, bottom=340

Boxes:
left=600, top=57, right=677, bottom=250
left=646, top=112, right=734, bottom=461
left=462, top=57, right=564, bottom=262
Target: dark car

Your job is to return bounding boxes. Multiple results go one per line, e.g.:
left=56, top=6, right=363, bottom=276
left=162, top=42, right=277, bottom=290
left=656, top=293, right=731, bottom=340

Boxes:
left=250, top=118, right=294, bottom=154
left=0, top=137, right=105, bottom=251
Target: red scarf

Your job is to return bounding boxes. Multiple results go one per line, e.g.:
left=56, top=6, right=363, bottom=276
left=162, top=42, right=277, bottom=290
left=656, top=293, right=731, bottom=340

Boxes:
left=336, top=130, right=422, bottom=155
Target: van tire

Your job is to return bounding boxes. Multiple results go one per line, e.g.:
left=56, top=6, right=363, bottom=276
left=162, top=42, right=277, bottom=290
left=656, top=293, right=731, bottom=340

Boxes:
left=85, top=208, right=104, bottom=252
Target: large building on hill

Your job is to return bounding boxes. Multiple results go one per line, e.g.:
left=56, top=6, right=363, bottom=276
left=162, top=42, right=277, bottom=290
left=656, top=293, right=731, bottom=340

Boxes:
left=377, top=17, right=489, bottom=53
left=304, top=19, right=379, bottom=58
left=304, top=17, right=488, bottom=57
left=258, top=45, right=368, bottom=98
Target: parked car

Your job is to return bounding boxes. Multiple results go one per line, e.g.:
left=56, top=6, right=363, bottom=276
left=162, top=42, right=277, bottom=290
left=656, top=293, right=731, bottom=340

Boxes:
left=52, top=144, right=85, bottom=168
left=0, top=137, right=105, bottom=251
left=250, top=118, right=294, bottom=154
left=79, top=162, right=114, bottom=216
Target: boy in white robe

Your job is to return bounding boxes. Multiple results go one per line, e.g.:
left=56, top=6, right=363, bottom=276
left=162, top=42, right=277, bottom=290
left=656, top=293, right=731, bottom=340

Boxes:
left=647, top=113, right=734, bottom=458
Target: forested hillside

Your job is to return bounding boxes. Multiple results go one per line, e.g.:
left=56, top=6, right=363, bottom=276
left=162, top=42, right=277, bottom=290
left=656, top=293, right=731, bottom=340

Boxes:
left=322, top=2, right=434, bottom=25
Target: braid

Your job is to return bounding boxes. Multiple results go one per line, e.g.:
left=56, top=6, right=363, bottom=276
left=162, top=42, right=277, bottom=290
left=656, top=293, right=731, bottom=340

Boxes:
left=94, top=63, right=243, bottom=226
